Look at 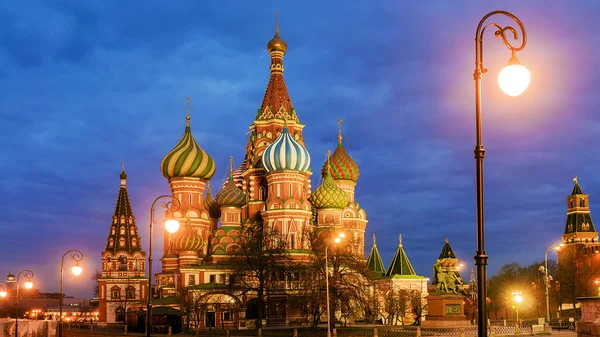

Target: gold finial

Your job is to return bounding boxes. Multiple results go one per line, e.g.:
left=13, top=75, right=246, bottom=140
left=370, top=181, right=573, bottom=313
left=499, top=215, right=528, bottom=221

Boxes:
left=373, top=233, right=376, bottom=245
left=337, top=118, right=343, bottom=143
left=399, top=233, right=403, bottom=246
left=445, top=237, right=449, bottom=244
left=275, top=12, right=279, bottom=33
left=229, top=156, right=234, bottom=176
left=185, top=98, right=191, bottom=127
left=283, top=116, right=288, bottom=129
left=573, top=176, right=579, bottom=184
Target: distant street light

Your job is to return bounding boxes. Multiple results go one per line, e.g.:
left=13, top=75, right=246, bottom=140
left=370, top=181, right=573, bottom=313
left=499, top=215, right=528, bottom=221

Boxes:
left=472, top=11, right=529, bottom=337
left=541, top=244, right=563, bottom=324
left=59, top=250, right=84, bottom=337
left=15, top=270, right=34, bottom=337
left=0, top=282, right=6, bottom=298
left=147, top=195, right=180, bottom=337
left=512, top=291, right=523, bottom=324
left=325, top=232, right=345, bottom=337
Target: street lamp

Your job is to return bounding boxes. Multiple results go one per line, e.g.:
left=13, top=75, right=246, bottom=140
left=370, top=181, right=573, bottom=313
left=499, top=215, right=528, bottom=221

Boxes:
left=15, top=270, right=34, bottom=337
left=59, top=250, right=84, bottom=337
left=472, top=11, right=529, bottom=337
left=0, top=282, right=6, bottom=298
left=541, top=243, right=563, bottom=324
left=325, top=232, right=344, bottom=337
left=512, top=291, right=523, bottom=324
left=147, top=195, right=180, bottom=337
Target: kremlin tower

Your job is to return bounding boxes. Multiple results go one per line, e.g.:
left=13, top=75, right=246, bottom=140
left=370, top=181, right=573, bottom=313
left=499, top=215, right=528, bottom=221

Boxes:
left=98, top=167, right=147, bottom=323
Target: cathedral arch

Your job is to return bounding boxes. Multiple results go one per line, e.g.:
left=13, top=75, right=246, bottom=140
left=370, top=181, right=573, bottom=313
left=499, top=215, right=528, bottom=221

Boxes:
left=580, top=198, right=586, bottom=207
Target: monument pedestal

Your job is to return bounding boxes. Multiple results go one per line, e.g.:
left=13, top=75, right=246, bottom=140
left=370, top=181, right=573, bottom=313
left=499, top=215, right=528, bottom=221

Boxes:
left=422, top=293, right=470, bottom=327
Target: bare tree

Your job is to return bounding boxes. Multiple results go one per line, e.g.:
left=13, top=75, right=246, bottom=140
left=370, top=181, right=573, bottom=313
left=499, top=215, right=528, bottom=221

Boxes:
left=90, top=270, right=101, bottom=298
left=228, top=212, right=292, bottom=329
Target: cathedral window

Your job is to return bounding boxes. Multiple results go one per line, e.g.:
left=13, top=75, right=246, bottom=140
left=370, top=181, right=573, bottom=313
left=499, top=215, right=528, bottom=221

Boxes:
left=111, top=227, right=115, bottom=235
left=289, top=184, right=293, bottom=197
left=209, top=275, right=216, bottom=283
left=290, top=233, right=296, bottom=249
left=118, top=256, right=127, bottom=271
left=119, top=238, right=125, bottom=247
left=581, top=198, right=586, bottom=207
left=120, top=227, right=125, bottom=235
left=570, top=199, right=575, bottom=208
left=111, top=287, right=121, bottom=299
left=189, top=275, right=196, bottom=286
left=259, top=187, right=266, bottom=201
left=109, top=239, right=114, bottom=247
left=120, top=216, right=125, bottom=224
left=219, top=274, right=227, bottom=284
left=130, top=228, right=135, bottom=235
left=189, top=193, right=193, bottom=206
left=132, top=238, right=137, bottom=247
left=126, top=286, right=135, bottom=299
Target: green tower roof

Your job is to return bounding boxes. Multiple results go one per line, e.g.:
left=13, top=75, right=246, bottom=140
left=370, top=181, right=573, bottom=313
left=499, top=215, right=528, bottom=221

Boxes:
left=438, top=238, right=457, bottom=259
left=385, top=234, right=417, bottom=277
left=366, top=234, right=386, bottom=275
left=105, top=169, right=143, bottom=254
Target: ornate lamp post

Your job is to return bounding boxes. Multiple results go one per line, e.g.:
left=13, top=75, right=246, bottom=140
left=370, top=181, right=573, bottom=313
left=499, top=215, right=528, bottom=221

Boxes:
left=472, top=11, right=530, bottom=337
left=15, top=270, right=34, bottom=337
left=147, top=195, right=180, bottom=337
left=325, top=232, right=345, bottom=337
left=542, top=244, right=562, bottom=324
left=59, top=250, right=83, bottom=337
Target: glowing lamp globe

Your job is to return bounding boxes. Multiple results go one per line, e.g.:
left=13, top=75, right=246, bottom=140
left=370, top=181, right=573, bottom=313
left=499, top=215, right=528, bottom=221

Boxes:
left=515, top=295, right=523, bottom=303
left=72, top=264, right=83, bottom=276
left=334, top=237, right=341, bottom=244
left=24, top=281, right=33, bottom=289
left=338, top=232, right=345, bottom=239
left=165, top=219, right=180, bottom=234
left=498, top=57, right=530, bottom=97
left=0, top=290, right=6, bottom=298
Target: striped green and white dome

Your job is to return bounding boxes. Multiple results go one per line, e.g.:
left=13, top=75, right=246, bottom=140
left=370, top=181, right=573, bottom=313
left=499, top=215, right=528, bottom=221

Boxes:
left=173, top=222, right=204, bottom=252
left=161, top=116, right=216, bottom=180
left=261, top=126, right=310, bottom=173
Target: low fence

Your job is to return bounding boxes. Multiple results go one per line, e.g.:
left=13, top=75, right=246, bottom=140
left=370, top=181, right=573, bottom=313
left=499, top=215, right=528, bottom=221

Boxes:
left=57, top=324, right=552, bottom=337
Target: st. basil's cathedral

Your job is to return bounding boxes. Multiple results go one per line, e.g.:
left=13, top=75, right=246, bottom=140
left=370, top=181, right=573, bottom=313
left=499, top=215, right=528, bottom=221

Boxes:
left=97, top=23, right=431, bottom=326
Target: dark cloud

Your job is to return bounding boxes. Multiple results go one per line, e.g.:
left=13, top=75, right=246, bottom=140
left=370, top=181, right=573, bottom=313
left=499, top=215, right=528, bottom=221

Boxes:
left=0, top=0, right=599, bottom=296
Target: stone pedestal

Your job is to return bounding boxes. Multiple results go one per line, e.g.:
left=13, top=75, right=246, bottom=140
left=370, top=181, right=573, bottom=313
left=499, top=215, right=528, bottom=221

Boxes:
left=577, top=296, right=600, bottom=337
left=422, top=293, right=469, bottom=327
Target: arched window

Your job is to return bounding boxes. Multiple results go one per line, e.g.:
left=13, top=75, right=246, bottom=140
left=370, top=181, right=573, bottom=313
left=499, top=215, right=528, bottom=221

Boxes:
left=580, top=198, right=586, bottom=207
left=111, top=287, right=121, bottom=299
left=126, top=286, right=136, bottom=299
left=570, top=199, right=575, bottom=208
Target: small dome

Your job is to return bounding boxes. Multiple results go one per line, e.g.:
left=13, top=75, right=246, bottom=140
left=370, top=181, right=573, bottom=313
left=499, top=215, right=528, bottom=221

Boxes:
left=161, top=116, right=216, bottom=180
left=216, top=176, right=247, bottom=208
left=119, top=170, right=128, bottom=180
left=262, top=127, right=311, bottom=173
left=203, top=183, right=221, bottom=219
left=267, top=30, right=287, bottom=53
left=322, top=137, right=359, bottom=181
left=173, top=222, right=203, bottom=252
left=309, top=164, right=348, bottom=209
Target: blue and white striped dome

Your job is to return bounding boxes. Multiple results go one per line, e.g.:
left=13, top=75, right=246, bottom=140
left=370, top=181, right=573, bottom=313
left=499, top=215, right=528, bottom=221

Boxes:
left=261, top=127, right=311, bottom=173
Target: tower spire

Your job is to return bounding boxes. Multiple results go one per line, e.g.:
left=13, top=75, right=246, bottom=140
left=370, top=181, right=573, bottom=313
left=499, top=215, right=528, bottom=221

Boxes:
left=229, top=156, right=234, bottom=176
left=275, top=12, right=279, bottom=33
left=373, top=233, right=376, bottom=245
left=185, top=97, right=191, bottom=127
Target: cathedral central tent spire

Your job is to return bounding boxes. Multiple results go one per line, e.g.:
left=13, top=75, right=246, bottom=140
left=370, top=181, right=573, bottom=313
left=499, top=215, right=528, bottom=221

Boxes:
left=258, top=13, right=297, bottom=122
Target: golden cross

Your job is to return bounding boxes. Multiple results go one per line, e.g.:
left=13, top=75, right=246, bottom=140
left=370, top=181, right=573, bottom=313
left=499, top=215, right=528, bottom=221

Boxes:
left=337, top=118, right=343, bottom=135
left=186, top=97, right=191, bottom=114
left=326, top=149, right=331, bottom=158
left=229, top=156, right=234, bottom=174
left=122, top=160, right=125, bottom=171
left=275, top=12, right=280, bottom=32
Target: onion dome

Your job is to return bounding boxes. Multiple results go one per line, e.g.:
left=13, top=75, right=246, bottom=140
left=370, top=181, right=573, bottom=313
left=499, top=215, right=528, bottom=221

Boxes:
left=262, top=125, right=311, bottom=173
left=216, top=157, right=247, bottom=208
left=309, top=155, right=348, bottom=209
left=161, top=115, right=216, bottom=180
left=267, top=18, right=287, bottom=53
left=203, top=182, right=221, bottom=219
left=321, top=131, right=359, bottom=181
left=173, top=220, right=203, bottom=252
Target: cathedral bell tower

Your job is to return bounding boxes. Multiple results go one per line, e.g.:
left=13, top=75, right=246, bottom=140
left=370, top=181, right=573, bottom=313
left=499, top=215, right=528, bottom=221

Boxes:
left=98, top=167, right=148, bottom=323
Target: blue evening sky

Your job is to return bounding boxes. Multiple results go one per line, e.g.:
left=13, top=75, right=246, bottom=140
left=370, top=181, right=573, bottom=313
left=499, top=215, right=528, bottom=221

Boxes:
left=0, top=1, right=599, bottom=297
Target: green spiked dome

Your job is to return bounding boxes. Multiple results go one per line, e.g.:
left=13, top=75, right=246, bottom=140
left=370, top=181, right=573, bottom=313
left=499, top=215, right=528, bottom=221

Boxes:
left=216, top=157, right=247, bottom=208
left=161, top=116, right=216, bottom=180
left=322, top=134, right=359, bottom=182
left=309, top=161, right=348, bottom=209
left=203, top=182, right=221, bottom=219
